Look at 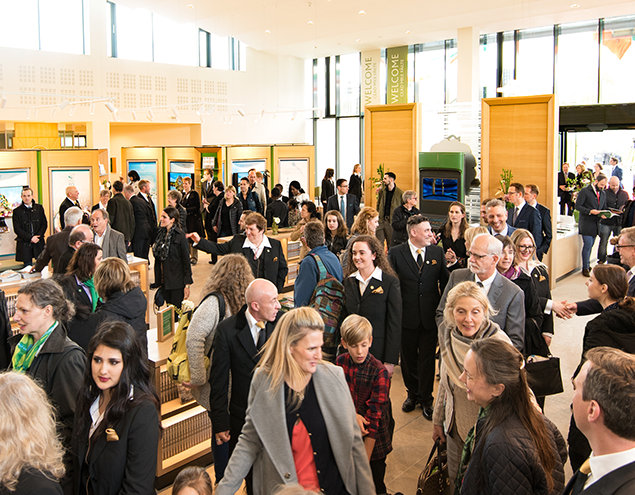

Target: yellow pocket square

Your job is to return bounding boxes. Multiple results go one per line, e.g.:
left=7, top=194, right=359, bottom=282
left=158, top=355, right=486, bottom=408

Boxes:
left=539, top=275, right=546, bottom=282
left=431, top=259, right=437, bottom=265
left=273, top=257, right=278, bottom=262
left=105, top=428, right=119, bottom=442
left=371, top=286, right=384, bottom=294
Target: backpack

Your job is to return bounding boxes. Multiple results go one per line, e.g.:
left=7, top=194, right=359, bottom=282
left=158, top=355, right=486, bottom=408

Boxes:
left=166, top=292, right=225, bottom=383
left=308, top=254, right=344, bottom=360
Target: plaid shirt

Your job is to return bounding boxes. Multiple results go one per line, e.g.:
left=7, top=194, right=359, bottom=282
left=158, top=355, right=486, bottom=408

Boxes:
left=336, top=352, right=393, bottom=460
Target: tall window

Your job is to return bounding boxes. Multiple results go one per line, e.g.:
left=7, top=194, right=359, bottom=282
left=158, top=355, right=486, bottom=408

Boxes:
left=337, top=53, right=360, bottom=116
left=199, top=29, right=211, bottom=67
left=153, top=14, right=197, bottom=66
left=480, top=34, right=498, bottom=98
left=114, top=3, right=153, bottom=61
left=600, top=15, right=635, bottom=104
left=414, top=41, right=445, bottom=108
left=210, top=33, right=229, bottom=70
left=517, top=27, right=554, bottom=94
left=338, top=118, right=360, bottom=179
left=556, top=21, right=599, bottom=105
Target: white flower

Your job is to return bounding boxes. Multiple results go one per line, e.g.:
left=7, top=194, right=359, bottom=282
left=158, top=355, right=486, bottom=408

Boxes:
left=181, top=300, right=195, bottom=311
left=273, top=217, right=280, bottom=224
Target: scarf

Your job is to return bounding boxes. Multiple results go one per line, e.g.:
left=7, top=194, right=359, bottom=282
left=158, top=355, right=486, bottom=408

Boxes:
left=83, top=276, right=99, bottom=312
left=455, top=406, right=489, bottom=494
left=152, top=226, right=176, bottom=262
left=500, top=265, right=521, bottom=280
left=11, top=321, right=59, bottom=372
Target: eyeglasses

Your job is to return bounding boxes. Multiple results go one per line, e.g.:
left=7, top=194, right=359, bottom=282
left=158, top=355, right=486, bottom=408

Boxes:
left=616, top=244, right=635, bottom=250
left=518, top=245, right=535, bottom=252
left=467, top=251, right=491, bottom=260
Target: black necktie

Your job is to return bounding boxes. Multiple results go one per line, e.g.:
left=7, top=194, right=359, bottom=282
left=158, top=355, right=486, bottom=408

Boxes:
left=256, top=321, right=266, bottom=350
left=476, top=281, right=484, bottom=288
left=416, top=249, right=423, bottom=269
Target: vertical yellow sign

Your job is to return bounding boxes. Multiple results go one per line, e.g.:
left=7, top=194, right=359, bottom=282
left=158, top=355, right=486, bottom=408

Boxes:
left=386, top=46, right=408, bottom=104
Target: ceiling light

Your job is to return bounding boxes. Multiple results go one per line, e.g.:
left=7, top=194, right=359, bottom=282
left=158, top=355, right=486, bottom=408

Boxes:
left=186, top=3, right=194, bottom=8
left=570, top=3, right=580, bottom=7
left=237, top=109, right=245, bottom=117
left=89, top=103, right=95, bottom=115
left=60, top=100, right=70, bottom=111
left=147, top=109, right=154, bottom=121
left=131, top=110, right=137, bottom=120
left=265, top=29, right=271, bottom=34
left=405, top=30, right=411, bottom=34
left=0, top=96, right=6, bottom=108
left=358, top=10, right=366, bottom=15
left=307, top=20, right=313, bottom=25
left=355, top=38, right=360, bottom=43
left=105, top=101, right=117, bottom=114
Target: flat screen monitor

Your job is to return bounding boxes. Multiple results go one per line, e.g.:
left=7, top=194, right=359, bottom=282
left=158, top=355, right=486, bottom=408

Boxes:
left=421, top=177, right=459, bottom=202
left=419, top=168, right=462, bottom=218
left=168, top=172, right=194, bottom=191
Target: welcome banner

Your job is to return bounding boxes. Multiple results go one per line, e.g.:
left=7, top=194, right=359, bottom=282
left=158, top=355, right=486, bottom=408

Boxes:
left=386, top=46, right=408, bottom=104
left=361, top=49, right=381, bottom=107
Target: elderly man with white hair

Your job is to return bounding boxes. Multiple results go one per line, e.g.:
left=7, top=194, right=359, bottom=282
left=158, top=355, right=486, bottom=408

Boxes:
left=435, top=233, right=525, bottom=351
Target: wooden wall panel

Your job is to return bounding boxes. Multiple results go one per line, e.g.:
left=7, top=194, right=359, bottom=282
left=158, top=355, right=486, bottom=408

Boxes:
left=364, top=104, right=419, bottom=208
left=481, top=95, right=558, bottom=284
left=14, top=123, right=59, bottom=149
left=272, top=145, right=315, bottom=199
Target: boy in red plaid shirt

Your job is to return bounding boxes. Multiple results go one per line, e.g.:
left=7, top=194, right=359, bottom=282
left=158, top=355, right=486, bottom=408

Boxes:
left=337, top=314, right=395, bottom=495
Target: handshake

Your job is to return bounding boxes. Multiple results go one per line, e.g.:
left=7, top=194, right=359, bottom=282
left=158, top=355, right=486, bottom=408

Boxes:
left=552, top=300, right=577, bottom=319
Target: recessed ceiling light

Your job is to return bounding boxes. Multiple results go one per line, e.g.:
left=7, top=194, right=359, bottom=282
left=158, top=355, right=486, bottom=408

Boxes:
left=358, top=10, right=366, bottom=15
left=307, top=20, right=313, bottom=24
left=405, top=30, right=411, bottom=34
left=355, top=38, right=361, bottom=43
left=570, top=3, right=580, bottom=7
left=265, top=29, right=271, bottom=34
left=186, top=3, right=194, bottom=8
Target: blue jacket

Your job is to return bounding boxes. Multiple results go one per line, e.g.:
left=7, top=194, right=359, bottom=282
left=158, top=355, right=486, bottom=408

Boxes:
left=294, top=245, right=343, bottom=307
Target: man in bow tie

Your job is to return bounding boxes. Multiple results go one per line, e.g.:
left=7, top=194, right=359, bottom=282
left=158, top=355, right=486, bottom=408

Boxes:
left=563, top=347, right=635, bottom=494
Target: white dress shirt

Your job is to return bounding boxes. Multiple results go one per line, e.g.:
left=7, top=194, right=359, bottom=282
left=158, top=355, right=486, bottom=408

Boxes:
left=350, top=266, right=383, bottom=296
left=474, top=271, right=497, bottom=295
left=586, top=446, right=635, bottom=488
left=242, top=235, right=272, bottom=259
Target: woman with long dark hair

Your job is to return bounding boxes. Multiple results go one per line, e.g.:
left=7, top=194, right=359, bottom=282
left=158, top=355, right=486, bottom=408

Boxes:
left=342, top=235, right=402, bottom=376
left=323, top=210, right=348, bottom=257
left=72, top=321, right=160, bottom=495
left=320, top=168, right=335, bottom=211
left=456, top=339, right=566, bottom=495
left=438, top=201, right=469, bottom=271
left=567, top=264, right=635, bottom=471
left=289, top=180, right=310, bottom=204
left=153, top=206, right=193, bottom=311
left=290, top=201, right=321, bottom=260
left=58, top=243, right=103, bottom=350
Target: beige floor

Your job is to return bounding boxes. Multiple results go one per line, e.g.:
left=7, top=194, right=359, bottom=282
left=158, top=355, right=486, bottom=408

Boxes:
left=158, top=251, right=593, bottom=494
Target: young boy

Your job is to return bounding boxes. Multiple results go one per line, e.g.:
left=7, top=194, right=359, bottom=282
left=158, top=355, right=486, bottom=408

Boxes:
left=337, top=314, right=394, bottom=495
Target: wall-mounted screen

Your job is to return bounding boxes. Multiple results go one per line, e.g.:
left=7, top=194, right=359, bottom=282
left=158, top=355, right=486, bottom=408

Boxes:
left=278, top=159, right=309, bottom=198
left=49, top=168, right=92, bottom=231
left=170, top=161, right=195, bottom=173
left=231, top=159, right=266, bottom=189
left=127, top=160, right=158, bottom=206
left=0, top=170, right=29, bottom=211
left=168, top=172, right=194, bottom=191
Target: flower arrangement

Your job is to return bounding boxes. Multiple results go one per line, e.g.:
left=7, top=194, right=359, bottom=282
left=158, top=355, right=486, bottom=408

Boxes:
left=101, top=179, right=111, bottom=190
left=0, top=193, right=9, bottom=233
left=494, top=169, right=514, bottom=209
left=566, top=170, right=593, bottom=203
left=271, top=217, right=281, bottom=235
left=369, top=163, right=385, bottom=196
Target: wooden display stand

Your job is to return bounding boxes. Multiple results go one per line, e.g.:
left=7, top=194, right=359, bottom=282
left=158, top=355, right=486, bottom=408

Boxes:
left=481, top=95, right=559, bottom=285
left=363, top=103, right=420, bottom=208
left=272, top=144, right=315, bottom=200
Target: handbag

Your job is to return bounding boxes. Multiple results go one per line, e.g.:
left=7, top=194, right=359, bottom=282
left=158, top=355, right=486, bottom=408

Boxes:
left=417, top=439, right=450, bottom=495
left=153, top=286, right=165, bottom=310
left=525, top=355, right=564, bottom=397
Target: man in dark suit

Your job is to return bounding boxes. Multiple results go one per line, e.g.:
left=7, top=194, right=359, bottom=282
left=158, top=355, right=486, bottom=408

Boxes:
left=575, top=174, right=608, bottom=277
left=325, top=179, right=360, bottom=229
left=59, top=186, right=85, bottom=230
left=209, top=278, right=281, bottom=488
left=524, top=184, right=552, bottom=261
left=265, top=186, right=288, bottom=228
left=389, top=215, right=448, bottom=419
left=130, top=179, right=157, bottom=260
left=563, top=348, right=635, bottom=495
left=33, top=206, right=83, bottom=273
left=91, top=189, right=111, bottom=213
left=13, top=187, right=47, bottom=267
left=486, top=199, right=516, bottom=237
left=558, top=162, right=576, bottom=215
left=188, top=212, right=288, bottom=292
left=90, top=209, right=127, bottom=261
left=107, top=180, right=135, bottom=247
left=506, top=182, right=542, bottom=248
left=598, top=177, right=629, bottom=264
left=609, top=156, right=623, bottom=183
left=391, top=190, right=420, bottom=247
left=181, top=176, right=204, bottom=265
left=203, top=179, right=224, bottom=264
left=57, top=224, right=93, bottom=275
left=436, top=233, right=525, bottom=352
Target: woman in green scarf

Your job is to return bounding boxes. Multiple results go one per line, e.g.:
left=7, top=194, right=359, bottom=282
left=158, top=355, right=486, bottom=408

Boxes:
left=431, top=281, right=512, bottom=492
left=58, top=242, right=103, bottom=350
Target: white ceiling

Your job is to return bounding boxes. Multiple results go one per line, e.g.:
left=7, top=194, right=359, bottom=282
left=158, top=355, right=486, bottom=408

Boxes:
left=120, top=0, right=635, bottom=59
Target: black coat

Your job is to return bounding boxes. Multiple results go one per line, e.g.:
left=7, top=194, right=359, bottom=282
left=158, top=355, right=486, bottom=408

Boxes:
left=182, top=190, right=204, bottom=235
left=325, top=231, right=348, bottom=256
left=438, top=228, right=467, bottom=272
left=72, top=400, right=160, bottom=495
left=154, top=228, right=193, bottom=291
left=390, top=205, right=420, bottom=247
left=388, top=243, right=448, bottom=331
left=58, top=274, right=101, bottom=351
left=130, top=193, right=157, bottom=243
left=348, top=173, right=363, bottom=203
left=266, top=199, right=289, bottom=228
left=209, top=305, right=277, bottom=434
left=509, top=270, right=547, bottom=357
left=33, top=226, right=73, bottom=273
left=196, top=235, right=288, bottom=292
left=12, top=202, right=47, bottom=262
left=342, top=271, right=402, bottom=364
left=107, top=193, right=135, bottom=242
left=563, top=460, right=635, bottom=495
left=325, top=193, right=360, bottom=229
left=0, top=469, right=62, bottom=495
left=535, top=203, right=552, bottom=259
left=557, top=171, right=575, bottom=197
left=507, top=204, right=543, bottom=248
left=59, top=198, right=78, bottom=230
left=461, top=414, right=566, bottom=495
left=91, top=288, right=148, bottom=350
left=0, top=290, right=10, bottom=370
left=575, top=185, right=606, bottom=236
left=238, top=189, right=262, bottom=215
left=9, top=325, right=86, bottom=457
left=212, top=199, right=242, bottom=236
left=320, top=178, right=335, bottom=209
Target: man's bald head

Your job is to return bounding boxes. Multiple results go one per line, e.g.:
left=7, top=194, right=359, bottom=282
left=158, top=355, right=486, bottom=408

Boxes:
left=245, top=278, right=280, bottom=323
left=608, top=176, right=620, bottom=193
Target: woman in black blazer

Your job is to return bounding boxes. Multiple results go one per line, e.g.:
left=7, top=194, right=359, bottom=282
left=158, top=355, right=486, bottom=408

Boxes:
left=320, top=168, right=335, bottom=211
left=153, top=207, right=193, bottom=311
left=348, top=163, right=363, bottom=204
left=342, top=235, right=402, bottom=374
left=72, top=321, right=160, bottom=495
left=324, top=209, right=348, bottom=256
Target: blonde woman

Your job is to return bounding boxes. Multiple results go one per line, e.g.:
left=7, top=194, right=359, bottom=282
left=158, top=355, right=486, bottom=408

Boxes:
left=216, top=308, right=374, bottom=495
left=432, top=281, right=511, bottom=490
left=0, top=372, right=65, bottom=494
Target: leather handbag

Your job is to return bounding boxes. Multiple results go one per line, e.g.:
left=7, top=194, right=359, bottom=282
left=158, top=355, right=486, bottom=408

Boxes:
left=417, top=439, right=450, bottom=495
left=525, top=355, right=564, bottom=397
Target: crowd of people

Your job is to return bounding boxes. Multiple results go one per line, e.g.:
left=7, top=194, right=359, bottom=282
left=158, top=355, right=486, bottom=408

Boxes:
left=1, top=165, right=634, bottom=495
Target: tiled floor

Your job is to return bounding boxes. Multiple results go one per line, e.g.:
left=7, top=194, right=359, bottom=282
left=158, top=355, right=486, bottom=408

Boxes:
left=158, top=253, right=593, bottom=494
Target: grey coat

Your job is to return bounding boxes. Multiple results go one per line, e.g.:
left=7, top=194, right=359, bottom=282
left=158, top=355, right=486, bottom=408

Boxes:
left=436, top=268, right=525, bottom=352
left=216, top=363, right=375, bottom=495
left=98, top=225, right=127, bottom=262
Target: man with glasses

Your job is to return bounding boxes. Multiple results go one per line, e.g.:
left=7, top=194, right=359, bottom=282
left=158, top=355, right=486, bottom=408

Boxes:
left=556, top=227, right=635, bottom=319
left=436, top=233, right=525, bottom=351
left=507, top=182, right=542, bottom=249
